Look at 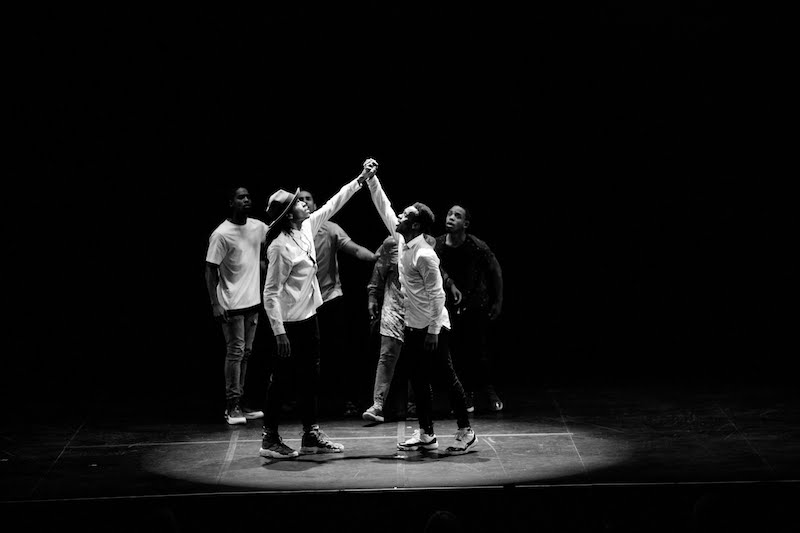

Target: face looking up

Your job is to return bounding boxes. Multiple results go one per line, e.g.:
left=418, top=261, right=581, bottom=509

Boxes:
left=445, top=205, right=468, bottom=233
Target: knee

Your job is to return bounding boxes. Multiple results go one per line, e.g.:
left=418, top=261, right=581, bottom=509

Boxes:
left=226, top=344, right=245, bottom=360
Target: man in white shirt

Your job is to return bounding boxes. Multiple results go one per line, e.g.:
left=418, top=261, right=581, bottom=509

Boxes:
left=205, top=186, right=269, bottom=425
left=366, top=174, right=477, bottom=455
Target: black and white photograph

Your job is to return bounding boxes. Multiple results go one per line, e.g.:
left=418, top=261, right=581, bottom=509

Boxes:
left=4, top=4, right=796, bottom=532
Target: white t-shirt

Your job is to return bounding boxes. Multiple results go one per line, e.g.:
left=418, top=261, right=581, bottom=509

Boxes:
left=206, top=218, right=269, bottom=311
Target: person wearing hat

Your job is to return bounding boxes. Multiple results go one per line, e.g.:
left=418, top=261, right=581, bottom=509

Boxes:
left=364, top=173, right=477, bottom=455
left=205, top=186, right=270, bottom=426
left=258, top=158, right=378, bottom=459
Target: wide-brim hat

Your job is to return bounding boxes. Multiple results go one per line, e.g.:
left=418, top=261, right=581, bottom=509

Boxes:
left=264, top=187, right=300, bottom=227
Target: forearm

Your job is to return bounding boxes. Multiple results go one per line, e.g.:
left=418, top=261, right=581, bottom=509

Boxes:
left=262, top=284, right=285, bottom=336
left=490, top=260, right=504, bottom=306
left=309, top=177, right=363, bottom=235
left=367, top=177, right=399, bottom=238
left=205, top=264, right=221, bottom=305
left=344, top=241, right=378, bottom=262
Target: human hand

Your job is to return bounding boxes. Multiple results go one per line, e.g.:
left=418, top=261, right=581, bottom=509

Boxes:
left=368, top=300, right=380, bottom=321
left=275, top=333, right=291, bottom=358
left=488, top=301, right=502, bottom=321
left=212, top=303, right=229, bottom=323
left=449, top=283, right=462, bottom=306
left=358, top=157, right=379, bottom=185
left=424, top=332, right=439, bottom=352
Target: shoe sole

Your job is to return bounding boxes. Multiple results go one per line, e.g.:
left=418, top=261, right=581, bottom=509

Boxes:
left=397, top=441, right=438, bottom=451
left=259, top=447, right=298, bottom=459
left=300, top=446, right=344, bottom=454
left=445, top=435, right=478, bottom=455
left=226, top=417, right=246, bottom=425
left=243, top=412, right=264, bottom=419
left=362, top=412, right=385, bottom=423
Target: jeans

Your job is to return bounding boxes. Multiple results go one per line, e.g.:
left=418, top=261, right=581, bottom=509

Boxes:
left=403, top=326, right=470, bottom=434
left=371, top=335, right=403, bottom=409
left=264, top=315, right=321, bottom=432
left=220, top=308, right=259, bottom=405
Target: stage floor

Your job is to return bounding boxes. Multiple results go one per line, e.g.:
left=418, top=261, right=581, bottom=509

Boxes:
left=2, top=383, right=797, bottom=531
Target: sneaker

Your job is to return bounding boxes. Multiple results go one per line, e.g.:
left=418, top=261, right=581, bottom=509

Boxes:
left=259, top=431, right=298, bottom=459
left=224, top=404, right=246, bottom=425
left=446, top=427, right=477, bottom=454
left=242, top=407, right=264, bottom=420
left=397, top=429, right=438, bottom=451
left=362, top=405, right=385, bottom=423
left=300, top=425, right=344, bottom=454
left=485, top=385, right=503, bottom=412
left=465, top=392, right=475, bottom=413
left=406, top=402, right=418, bottom=421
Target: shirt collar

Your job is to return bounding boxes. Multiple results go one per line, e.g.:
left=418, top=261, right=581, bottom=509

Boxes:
left=404, top=234, right=427, bottom=251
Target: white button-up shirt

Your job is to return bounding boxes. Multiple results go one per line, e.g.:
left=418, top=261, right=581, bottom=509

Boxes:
left=367, top=177, right=450, bottom=334
left=263, top=177, right=364, bottom=335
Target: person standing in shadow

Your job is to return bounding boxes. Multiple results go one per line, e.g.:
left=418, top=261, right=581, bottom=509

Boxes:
left=435, top=203, right=505, bottom=413
left=362, top=233, right=434, bottom=424
left=296, top=188, right=377, bottom=418
left=205, top=186, right=269, bottom=426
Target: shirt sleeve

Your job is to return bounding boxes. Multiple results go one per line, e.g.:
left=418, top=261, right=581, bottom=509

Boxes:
left=367, top=241, right=390, bottom=303
left=330, top=222, right=352, bottom=251
left=308, top=178, right=362, bottom=235
left=417, top=247, right=447, bottom=334
left=258, top=220, right=270, bottom=242
left=205, top=231, right=227, bottom=265
left=262, top=241, right=292, bottom=336
left=367, top=177, right=399, bottom=240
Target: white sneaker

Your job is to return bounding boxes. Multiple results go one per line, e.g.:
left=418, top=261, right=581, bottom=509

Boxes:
left=242, top=407, right=264, bottom=420
left=398, top=429, right=438, bottom=451
left=446, top=427, right=477, bottom=454
left=362, top=405, right=385, bottom=423
left=224, top=405, right=246, bottom=425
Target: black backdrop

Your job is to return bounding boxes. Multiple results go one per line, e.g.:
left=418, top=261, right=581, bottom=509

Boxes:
left=7, top=5, right=793, bottom=408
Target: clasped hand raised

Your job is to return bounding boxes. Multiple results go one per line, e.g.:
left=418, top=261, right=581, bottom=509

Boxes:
left=357, top=157, right=379, bottom=184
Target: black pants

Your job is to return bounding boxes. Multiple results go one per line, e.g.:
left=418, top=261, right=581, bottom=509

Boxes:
left=402, top=326, right=471, bottom=434
left=263, top=315, right=320, bottom=432
left=449, top=306, right=495, bottom=394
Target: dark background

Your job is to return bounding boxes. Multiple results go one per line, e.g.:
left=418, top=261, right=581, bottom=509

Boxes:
left=7, top=5, right=794, bottom=409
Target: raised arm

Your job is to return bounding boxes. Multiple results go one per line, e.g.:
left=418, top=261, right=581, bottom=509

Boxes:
left=366, top=176, right=399, bottom=240
left=308, top=159, right=378, bottom=235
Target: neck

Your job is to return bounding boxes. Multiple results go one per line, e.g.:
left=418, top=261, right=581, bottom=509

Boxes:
left=404, top=229, right=422, bottom=242
left=446, top=230, right=466, bottom=246
left=228, top=213, right=247, bottom=225
left=290, top=220, right=303, bottom=231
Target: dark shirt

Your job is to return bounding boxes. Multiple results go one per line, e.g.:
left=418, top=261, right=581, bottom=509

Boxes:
left=434, top=234, right=497, bottom=312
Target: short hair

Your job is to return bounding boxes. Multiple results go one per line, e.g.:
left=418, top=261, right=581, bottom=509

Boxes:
left=412, top=202, right=435, bottom=233
left=228, top=185, right=249, bottom=202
